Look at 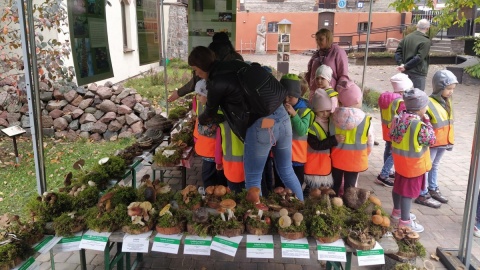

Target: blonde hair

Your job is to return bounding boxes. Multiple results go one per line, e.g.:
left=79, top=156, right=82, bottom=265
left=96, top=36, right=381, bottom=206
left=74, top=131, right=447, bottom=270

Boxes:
left=298, top=73, right=309, bottom=97
left=315, top=28, right=333, bottom=48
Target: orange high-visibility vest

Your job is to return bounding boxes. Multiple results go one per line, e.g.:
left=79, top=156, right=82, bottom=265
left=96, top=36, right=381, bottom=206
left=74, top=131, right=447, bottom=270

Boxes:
left=380, top=98, right=403, bottom=142
left=427, top=97, right=454, bottom=147
left=304, top=121, right=331, bottom=176
left=291, top=107, right=313, bottom=163
left=392, top=119, right=432, bottom=178
left=219, top=121, right=245, bottom=183
left=194, top=99, right=215, bottom=158
left=330, top=116, right=371, bottom=172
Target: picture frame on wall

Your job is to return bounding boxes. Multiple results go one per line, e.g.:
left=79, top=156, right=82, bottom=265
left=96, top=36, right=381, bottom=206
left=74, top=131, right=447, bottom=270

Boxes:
left=283, top=54, right=289, bottom=61
left=277, top=53, right=282, bottom=61
left=281, top=34, right=290, bottom=43
left=218, top=12, right=232, bottom=22
left=206, top=29, right=215, bottom=36
left=284, top=44, right=290, bottom=52
left=277, top=44, right=283, bottom=53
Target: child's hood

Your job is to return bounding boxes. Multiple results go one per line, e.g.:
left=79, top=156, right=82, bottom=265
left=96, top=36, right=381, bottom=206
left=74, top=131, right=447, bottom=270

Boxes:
left=332, top=107, right=366, bottom=130
left=432, top=70, right=458, bottom=96
left=378, top=92, right=402, bottom=109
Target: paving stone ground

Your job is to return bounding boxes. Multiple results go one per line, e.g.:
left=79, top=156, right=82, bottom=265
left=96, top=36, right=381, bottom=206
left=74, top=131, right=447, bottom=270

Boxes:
left=36, top=53, right=480, bottom=269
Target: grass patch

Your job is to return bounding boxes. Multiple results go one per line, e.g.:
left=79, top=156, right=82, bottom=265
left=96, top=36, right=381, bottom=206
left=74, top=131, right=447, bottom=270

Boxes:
left=0, top=136, right=134, bottom=217
left=124, top=59, right=192, bottom=109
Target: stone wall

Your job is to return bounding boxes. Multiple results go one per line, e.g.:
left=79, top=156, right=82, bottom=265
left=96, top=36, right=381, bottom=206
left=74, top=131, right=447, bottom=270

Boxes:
left=167, top=5, right=189, bottom=60
left=0, top=82, right=158, bottom=141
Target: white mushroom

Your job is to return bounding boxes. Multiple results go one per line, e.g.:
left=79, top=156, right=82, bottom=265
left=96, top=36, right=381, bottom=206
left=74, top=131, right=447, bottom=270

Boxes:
left=279, top=208, right=289, bottom=217
left=257, top=209, right=263, bottom=219
left=278, top=216, right=292, bottom=228
left=292, top=212, right=304, bottom=226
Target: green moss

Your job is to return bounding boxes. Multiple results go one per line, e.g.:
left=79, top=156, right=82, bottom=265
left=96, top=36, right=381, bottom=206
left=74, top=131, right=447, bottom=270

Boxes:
left=398, top=240, right=426, bottom=258
left=211, top=216, right=244, bottom=236
left=73, top=186, right=100, bottom=210
left=157, top=208, right=187, bottom=228
left=93, top=156, right=127, bottom=180
left=0, top=240, right=34, bottom=268
left=79, top=170, right=109, bottom=191
left=168, top=106, right=189, bottom=120
left=309, top=205, right=348, bottom=238
left=171, top=131, right=194, bottom=146
left=153, top=145, right=183, bottom=166
left=26, top=192, right=73, bottom=222
left=85, top=204, right=129, bottom=232
left=173, top=191, right=202, bottom=210
left=53, top=212, right=86, bottom=237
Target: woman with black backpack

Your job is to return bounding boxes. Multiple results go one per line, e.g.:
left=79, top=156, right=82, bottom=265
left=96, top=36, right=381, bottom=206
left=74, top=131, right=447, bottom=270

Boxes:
left=188, top=46, right=304, bottom=201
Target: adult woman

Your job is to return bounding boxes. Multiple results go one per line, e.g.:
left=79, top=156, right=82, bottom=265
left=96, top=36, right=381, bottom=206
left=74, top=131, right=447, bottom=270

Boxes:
left=188, top=46, right=304, bottom=201
left=167, top=32, right=243, bottom=102
left=305, top=28, right=349, bottom=102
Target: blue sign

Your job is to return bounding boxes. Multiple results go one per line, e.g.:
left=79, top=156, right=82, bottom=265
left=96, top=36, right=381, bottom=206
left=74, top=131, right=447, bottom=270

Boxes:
left=338, top=0, right=346, bottom=8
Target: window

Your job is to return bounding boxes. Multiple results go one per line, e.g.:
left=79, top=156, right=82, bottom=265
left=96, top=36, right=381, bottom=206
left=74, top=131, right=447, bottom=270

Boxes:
left=318, top=0, right=336, bottom=9
left=268, top=22, right=278, bottom=33
left=121, top=0, right=134, bottom=52
left=357, top=22, right=372, bottom=33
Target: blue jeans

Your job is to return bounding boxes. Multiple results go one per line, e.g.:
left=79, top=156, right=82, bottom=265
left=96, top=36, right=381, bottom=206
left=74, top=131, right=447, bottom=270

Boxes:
left=476, top=192, right=480, bottom=227
left=243, top=106, right=304, bottom=201
left=421, top=147, right=446, bottom=196
left=380, top=141, right=394, bottom=178
left=405, top=72, right=426, bottom=91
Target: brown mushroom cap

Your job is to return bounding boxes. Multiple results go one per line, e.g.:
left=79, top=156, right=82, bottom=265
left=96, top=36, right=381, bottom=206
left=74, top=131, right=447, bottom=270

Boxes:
left=205, top=186, right=215, bottom=195
left=220, top=199, right=236, bottom=210
left=284, top=188, right=293, bottom=195
left=381, top=216, right=390, bottom=227
left=309, top=188, right=322, bottom=198
left=372, top=215, right=383, bottom=225
left=181, top=185, right=197, bottom=196
left=73, top=159, right=85, bottom=170
left=246, top=187, right=261, bottom=204
left=368, top=195, right=382, bottom=206
left=214, top=185, right=227, bottom=197
left=99, top=192, right=114, bottom=203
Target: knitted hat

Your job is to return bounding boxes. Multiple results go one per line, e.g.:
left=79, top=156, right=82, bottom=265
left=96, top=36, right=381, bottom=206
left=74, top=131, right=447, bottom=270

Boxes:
left=390, top=73, right=413, bottom=93
left=311, top=89, right=332, bottom=112
left=337, top=80, right=362, bottom=107
left=315, top=65, right=333, bottom=82
left=194, top=79, right=208, bottom=97
left=403, top=88, right=429, bottom=111
left=280, top=74, right=301, bottom=98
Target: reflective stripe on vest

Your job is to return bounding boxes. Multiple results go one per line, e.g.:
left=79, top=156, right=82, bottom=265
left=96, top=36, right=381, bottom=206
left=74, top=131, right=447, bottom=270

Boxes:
left=194, top=99, right=216, bottom=158
left=291, top=107, right=312, bottom=163
left=391, top=119, right=432, bottom=177
left=427, top=98, right=454, bottom=147
left=330, top=116, right=371, bottom=172
left=305, top=122, right=332, bottom=176
left=219, top=121, right=245, bottom=183
left=380, top=98, right=402, bottom=142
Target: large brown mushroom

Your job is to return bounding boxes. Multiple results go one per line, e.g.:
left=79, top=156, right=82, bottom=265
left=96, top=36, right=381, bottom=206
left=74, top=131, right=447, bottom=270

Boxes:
left=214, top=185, right=227, bottom=197
left=220, top=199, right=236, bottom=220
left=205, top=186, right=215, bottom=196
left=246, top=187, right=261, bottom=204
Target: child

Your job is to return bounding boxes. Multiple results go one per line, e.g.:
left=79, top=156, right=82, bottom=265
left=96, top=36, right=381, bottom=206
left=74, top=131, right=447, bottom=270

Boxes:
left=311, top=64, right=338, bottom=113
left=376, top=73, right=412, bottom=187
left=192, top=79, right=227, bottom=188
left=330, top=80, right=374, bottom=195
left=281, top=74, right=313, bottom=190
left=390, top=88, right=436, bottom=233
left=415, top=70, right=457, bottom=208
left=298, top=73, right=309, bottom=98
left=304, top=89, right=345, bottom=189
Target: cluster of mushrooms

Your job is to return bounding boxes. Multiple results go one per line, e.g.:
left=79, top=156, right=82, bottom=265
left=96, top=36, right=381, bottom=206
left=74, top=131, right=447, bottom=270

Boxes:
left=278, top=208, right=303, bottom=229
left=126, top=201, right=155, bottom=226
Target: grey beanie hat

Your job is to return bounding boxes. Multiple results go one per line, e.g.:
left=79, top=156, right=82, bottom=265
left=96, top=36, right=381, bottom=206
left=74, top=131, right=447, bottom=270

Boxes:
left=403, top=88, right=429, bottom=111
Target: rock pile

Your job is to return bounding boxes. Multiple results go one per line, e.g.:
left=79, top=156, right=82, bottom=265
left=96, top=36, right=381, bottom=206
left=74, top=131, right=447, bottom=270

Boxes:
left=0, top=81, right=158, bottom=141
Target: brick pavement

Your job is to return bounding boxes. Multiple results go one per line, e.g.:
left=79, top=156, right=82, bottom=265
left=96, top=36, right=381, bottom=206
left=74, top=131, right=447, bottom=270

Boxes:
left=36, top=54, right=480, bottom=269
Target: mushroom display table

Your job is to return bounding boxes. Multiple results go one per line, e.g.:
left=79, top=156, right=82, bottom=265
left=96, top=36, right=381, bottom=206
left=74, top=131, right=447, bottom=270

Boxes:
left=151, top=144, right=195, bottom=190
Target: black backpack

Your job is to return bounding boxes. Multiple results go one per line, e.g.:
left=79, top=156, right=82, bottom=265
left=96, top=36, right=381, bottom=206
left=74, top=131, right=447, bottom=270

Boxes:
left=237, top=65, right=287, bottom=117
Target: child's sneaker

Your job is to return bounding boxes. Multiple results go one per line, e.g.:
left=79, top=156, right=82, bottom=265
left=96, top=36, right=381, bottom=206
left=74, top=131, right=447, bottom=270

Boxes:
left=398, top=219, right=424, bottom=233
left=474, top=226, right=480, bottom=238
left=375, top=175, right=394, bottom=187
left=390, top=209, right=416, bottom=221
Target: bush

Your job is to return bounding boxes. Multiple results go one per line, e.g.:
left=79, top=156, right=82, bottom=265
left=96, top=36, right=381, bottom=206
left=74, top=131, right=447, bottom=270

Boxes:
left=465, top=63, right=480, bottom=79
left=402, top=23, right=440, bottom=40
left=363, top=87, right=380, bottom=109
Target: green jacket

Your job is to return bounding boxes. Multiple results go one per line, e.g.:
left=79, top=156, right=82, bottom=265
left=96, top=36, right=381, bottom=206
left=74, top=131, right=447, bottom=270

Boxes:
left=394, top=31, right=431, bottom=76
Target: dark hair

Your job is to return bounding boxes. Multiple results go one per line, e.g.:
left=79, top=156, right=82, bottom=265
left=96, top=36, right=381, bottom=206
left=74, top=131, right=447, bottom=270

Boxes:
left=212, top=32, right=230, bottom=43
left=208, top=41, right=235, bottom=61
left=188, top=46, right=216, bottom=72
left=315, top=28, right=333, bottom=47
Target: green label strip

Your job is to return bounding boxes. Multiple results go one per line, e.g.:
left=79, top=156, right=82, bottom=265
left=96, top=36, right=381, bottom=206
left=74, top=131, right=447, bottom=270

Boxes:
left=58, top=236, right=82, bottom=244
left=33, top=235, right=54, bottom=251
left=213, top=237, right=239, bottom=248
left=317, top=246, right=346, bottom=252
left=18, top=257, right=35, bottom=270
left=357, top=249, right=384, bottom=256
left=246, top=243, right=274, bottom=249
left=281, top=243, right=309, bottom=249
left=185, top=239, right=211, bottom=246
left=154, top=237, right=181, bottom=245
left=82, top=235, right=109, bottom=242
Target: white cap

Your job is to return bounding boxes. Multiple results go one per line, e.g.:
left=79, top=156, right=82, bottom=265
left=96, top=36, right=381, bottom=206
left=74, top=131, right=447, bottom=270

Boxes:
left=194, top=79, right=208, bottom=97
left=390, top=73, right=413, bottom=93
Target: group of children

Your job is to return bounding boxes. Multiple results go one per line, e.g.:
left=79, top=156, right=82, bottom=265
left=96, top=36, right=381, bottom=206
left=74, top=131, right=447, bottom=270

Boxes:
left=192, top=61, right=458, bottom=235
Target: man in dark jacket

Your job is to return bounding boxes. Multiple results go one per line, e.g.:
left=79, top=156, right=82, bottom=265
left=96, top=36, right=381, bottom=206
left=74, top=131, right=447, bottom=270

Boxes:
left=394, top=19, right=431, bottom=91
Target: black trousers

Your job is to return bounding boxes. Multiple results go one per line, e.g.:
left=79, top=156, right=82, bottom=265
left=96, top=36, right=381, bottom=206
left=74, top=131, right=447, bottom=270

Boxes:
left=331, top=167, right=358, bottom=196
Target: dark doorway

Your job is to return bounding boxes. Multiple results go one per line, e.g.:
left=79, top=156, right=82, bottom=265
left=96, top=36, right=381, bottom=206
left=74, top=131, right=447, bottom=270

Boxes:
left=318, top=12, right=334, bottom=33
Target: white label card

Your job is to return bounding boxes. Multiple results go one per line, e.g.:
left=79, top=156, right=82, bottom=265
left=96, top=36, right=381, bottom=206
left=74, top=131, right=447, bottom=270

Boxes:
left=211, top=235, right=242, bottom=257
left=151, top=233, right=183, bottom=254
left=281, top=237, right=310, bottom=259
left=122, top=231, right=152, bottom=253
left=12, top=257, right=39, bottom=270
left=183, top=235, right=212, bottom=256
left=53, top=232, right=83, bottom=253
left=357, top=242, right=385, bottom=266
left=32, top=235, right=62, bottom=254
left=79, top=230, right=111, bottom=251
left=317, top=239, right=347, bottom=262
left=246, top=235, right=274, bottom=258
